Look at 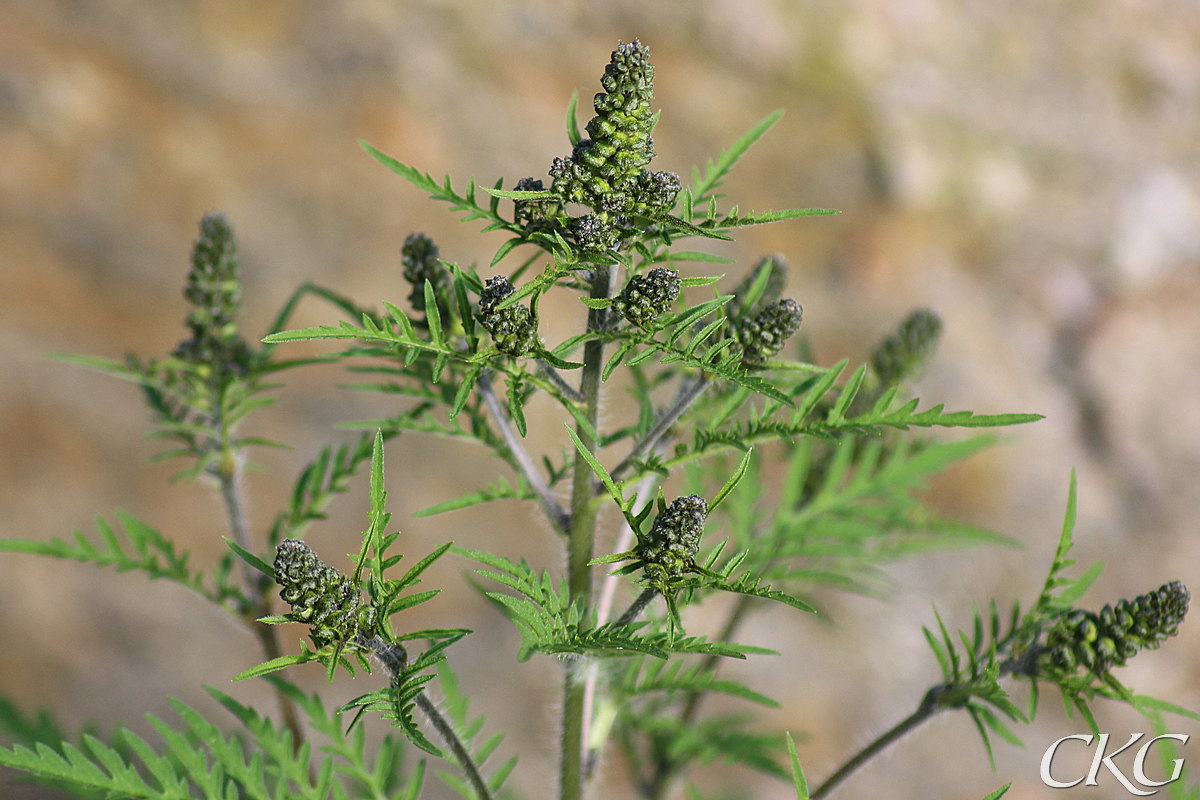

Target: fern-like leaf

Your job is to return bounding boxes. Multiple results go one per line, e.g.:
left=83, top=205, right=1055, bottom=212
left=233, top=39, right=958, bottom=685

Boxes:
left=0, top=512, right=235, bottom=608
left=360, top=142, right=520, bottom=236
left=689, top=110, right=784, bottom=206
left=0, top=688, right=364, bottom=800
left=455, top=547, right=756, bottom=661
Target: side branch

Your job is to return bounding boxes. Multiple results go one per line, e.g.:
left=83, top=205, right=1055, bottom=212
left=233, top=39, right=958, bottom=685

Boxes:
left=479, top=371, right=570, bottom=535
left=610, top=373, right=709, bottom=482
left=216, top=452, right=309, bottom=757
left=615, top=588, right=658, bottom=627
left=539, top=359, right=585, bottom=403
left=361, top=635, right=494, bottom=800
left=811, top=687, right=946, bottom=800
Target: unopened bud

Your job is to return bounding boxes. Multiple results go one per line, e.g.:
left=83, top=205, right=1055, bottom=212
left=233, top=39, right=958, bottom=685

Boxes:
left=477, top=276, right=538, bottom=356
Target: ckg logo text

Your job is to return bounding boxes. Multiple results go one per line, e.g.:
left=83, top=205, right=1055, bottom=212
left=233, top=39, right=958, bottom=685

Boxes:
left=1041, top=733, right=1188, bottom=795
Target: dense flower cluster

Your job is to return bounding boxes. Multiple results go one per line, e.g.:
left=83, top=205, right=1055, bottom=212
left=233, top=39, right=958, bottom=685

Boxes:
left=1039, top=580, right=1190, bottom=676
left=546, top=40, right=680, bottom=251
left=571, top=213, right=621, bottom=253
left=401, top=232, right=453, bottom=323
left=612, top=267, right=680, bottom=328
left=871, top=308, right=943, bottom=386
left=477, top=276, right=538, bottom=356
left=172, top=213, right=253, bottom=378
left=734, top=298, right=803, bottom=368
left=637, top=495, right=708, bottom=588
left=273, top=539, right=374, bottom=647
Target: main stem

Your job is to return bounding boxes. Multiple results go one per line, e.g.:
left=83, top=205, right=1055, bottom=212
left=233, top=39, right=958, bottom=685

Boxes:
left=561, top=263, right=614, bottom=800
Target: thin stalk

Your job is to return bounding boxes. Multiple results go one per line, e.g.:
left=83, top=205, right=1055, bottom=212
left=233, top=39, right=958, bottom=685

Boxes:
left=361, top=636, right=494, bottom=800
left=561, top=263, right=615, bottom=800
left=610, top=373, right=709, bottom=482
left=214, top=436, right=308, bottom=756
left=811, top=652, right=1032, bottom=800
left=810, top=687, right=944, bottom=800
left=478, top=371, right=570, bottom=534
left=539, top=358, right=585, bottom=403
left=615, top=588, right=657, bottom=627
left=215, top=455, right=256, bottom=598
left=416, top=693, right=494, bottom=800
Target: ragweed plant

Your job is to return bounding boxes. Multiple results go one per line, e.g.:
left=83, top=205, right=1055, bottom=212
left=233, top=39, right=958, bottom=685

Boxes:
left=0, top=40, right=1193, bottom=800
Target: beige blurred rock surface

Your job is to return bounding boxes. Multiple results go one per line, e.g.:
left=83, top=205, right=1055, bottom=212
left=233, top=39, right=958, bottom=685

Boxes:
left=2, top=2, right=1198, bottom=799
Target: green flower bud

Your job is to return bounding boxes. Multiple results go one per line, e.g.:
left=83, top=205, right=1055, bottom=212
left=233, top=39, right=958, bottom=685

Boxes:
left=1108, top=580, right=1190, bottom=652
left=401, top=232, right=453, bottom=323
left=547, top=40, right=677, bottom=247
left=613, top=267, right=681, bottom=328
left=631, top=170, right=681, bottom=216
left=173, top=213, right=253, bottom=377
left=871, top=308, right=942, bottom=386
left=572, top=214, right=620, bottom=252
left=1039, top=581, right=1189, bottom=677
left=1075, top=640, right=1096, bottom=670
left=728, top=255, right=789, bottom=320
left=549, top=155, right=590, bottom=207
left=735, top=298, right=803, bottom=367
left=273, top=539, right=375, bottom=647
left=1095, top=636, right=1119, bottom=665
left=637, top=495, right=708, bottom=587
left=477, top=276, right=538, bottom=357
left=1076, top=612, right=1099, bottom=643
left=1051, top=645, right=1077, bottom=672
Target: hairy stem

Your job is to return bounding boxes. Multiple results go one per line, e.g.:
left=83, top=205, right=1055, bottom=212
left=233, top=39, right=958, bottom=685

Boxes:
left=416, top=693, right=493, bottom=800
left=561, top=263, right=615, bottom=800
left=610, top=372, right=709, bottom=482
left=811, top=687, right=945, bottom=800
left=362, top=636, right=494, bottom=800
left=615, top=588, right=658, bottom=627
left=215, top=456, right=256, bottom=598
left=479, top=371, right=570, bottom=534
left=216, top=449, right=309, bottom=756
left=539, top=358, right=585, bottom=403
left=811, top=646, right=1035, bottom=800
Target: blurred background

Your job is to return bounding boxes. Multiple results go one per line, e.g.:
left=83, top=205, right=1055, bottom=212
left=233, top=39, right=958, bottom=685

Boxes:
left=2, top=1, right=1199, bottom=798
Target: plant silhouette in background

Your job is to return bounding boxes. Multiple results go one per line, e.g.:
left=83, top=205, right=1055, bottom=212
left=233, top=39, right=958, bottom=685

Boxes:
left=1, top=40, right=1194, bottom=800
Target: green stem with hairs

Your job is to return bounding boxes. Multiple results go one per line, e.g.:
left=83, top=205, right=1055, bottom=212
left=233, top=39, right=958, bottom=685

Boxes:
left=615, top=588, right=658, bottom=628
left=810, top=687, right=946, bottom=800
left=811, top=652, right=1033, bottom=799
left=361, top=636, right=494, bottom=800
left=214, top=431, right=308, bottom=759
left=478, top=371, right=570, bottom=535
left=560, top=263, right=616, bottom=800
